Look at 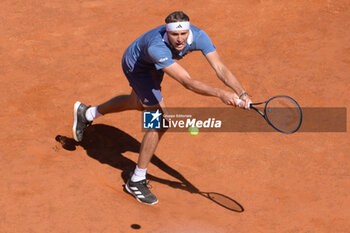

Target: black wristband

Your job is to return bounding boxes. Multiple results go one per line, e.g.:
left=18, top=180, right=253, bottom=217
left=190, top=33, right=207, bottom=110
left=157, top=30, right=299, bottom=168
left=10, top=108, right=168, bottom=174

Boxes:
left=239, top=92, right=248, bottom=99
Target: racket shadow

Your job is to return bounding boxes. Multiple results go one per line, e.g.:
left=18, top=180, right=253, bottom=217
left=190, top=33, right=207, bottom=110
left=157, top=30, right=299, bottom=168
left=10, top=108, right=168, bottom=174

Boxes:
left=199, top=192, right=244, bottom=213
left=55, top=124, right=244, bottom=212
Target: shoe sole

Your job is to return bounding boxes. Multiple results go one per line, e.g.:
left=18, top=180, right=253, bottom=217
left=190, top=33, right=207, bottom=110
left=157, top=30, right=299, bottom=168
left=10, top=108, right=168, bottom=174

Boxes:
left=72, top=101, right=82, bottom=142
left=125, top=183, right=158, bottom=205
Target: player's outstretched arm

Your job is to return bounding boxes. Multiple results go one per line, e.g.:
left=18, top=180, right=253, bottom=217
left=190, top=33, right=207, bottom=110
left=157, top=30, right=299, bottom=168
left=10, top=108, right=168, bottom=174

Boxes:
left=205, top=51, right=251, bottom=109
left=162, top=62, right=243, bottom=107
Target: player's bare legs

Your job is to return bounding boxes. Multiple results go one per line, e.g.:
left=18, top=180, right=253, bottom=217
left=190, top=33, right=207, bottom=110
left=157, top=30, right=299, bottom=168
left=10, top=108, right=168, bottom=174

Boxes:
left=74, top=91, right=166, bottom=204
left=137, top=129, right=165, bottom=169
left=82, top=89, right=168, bottom=170
left=98, top=94, right=167, bottom=169
left=125, top=100, right=168, bottom=205
left=137, top=100, right=167, bottom=168
left=73, top=90, right=143, bottom=142
left=97, top=89, right=143, bottom=114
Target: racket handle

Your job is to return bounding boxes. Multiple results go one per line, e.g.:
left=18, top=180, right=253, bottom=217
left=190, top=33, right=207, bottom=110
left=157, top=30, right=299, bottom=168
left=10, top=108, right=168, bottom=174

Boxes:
left=236, top=98, right=252, bottom=108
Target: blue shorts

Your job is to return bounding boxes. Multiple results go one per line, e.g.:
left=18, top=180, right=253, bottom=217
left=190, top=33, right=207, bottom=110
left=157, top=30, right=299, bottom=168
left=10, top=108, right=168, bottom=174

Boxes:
left=122, top=61, right=164, bottom=106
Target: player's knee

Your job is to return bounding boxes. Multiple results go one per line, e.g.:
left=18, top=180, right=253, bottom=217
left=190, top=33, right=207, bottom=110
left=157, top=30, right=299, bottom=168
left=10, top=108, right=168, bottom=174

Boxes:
left=132, top=100, right=161, bottom=111
left=148, top=127, right=168, bottom=137
left=127, top=95, right=143, bottom=111
left=141, top=103, right=161, bottom=111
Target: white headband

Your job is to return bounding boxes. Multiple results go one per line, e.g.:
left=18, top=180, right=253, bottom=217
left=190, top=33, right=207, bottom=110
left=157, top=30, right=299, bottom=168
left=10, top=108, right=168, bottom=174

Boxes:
left=166, top=21, right=190, bottom=31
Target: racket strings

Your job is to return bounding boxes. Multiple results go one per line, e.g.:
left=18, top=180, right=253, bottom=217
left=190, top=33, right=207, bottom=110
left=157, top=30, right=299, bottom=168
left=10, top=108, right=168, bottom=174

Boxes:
left=265, top=97, right=302, bottom=133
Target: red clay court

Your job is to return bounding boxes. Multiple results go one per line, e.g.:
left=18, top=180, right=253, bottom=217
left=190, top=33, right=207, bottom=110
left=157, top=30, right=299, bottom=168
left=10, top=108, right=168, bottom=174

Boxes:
left=1, top=0, right=349, bottom=232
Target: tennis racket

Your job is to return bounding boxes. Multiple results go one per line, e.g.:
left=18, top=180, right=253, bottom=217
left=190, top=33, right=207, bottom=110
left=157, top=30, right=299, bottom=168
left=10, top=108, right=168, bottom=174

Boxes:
left=239, top=95, right=302, bottom=134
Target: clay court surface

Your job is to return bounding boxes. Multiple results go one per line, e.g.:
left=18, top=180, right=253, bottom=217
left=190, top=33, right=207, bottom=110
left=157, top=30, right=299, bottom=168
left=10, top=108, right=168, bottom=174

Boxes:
left=1, top=0, right=350, bottom=232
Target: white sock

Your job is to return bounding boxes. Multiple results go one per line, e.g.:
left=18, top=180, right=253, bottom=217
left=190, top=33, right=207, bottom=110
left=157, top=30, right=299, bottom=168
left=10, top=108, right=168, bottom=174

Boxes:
left=131, top=166, right=147, bottom=182
left=85, top=106, right=103, bottom=122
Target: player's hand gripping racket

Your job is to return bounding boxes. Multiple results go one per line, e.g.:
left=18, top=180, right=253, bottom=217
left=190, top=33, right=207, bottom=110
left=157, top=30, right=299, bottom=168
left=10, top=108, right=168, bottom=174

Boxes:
left=238, top=95, right=302, bottom=134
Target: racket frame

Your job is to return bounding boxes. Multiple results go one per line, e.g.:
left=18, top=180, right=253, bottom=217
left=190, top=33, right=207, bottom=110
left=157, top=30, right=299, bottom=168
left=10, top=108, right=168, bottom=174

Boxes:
left=249, top=95, right=303, bottom=134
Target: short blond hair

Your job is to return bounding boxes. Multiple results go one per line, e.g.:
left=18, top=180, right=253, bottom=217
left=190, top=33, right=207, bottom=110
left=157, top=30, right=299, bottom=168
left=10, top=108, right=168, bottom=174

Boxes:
left=165, top=11, right=190, bottom=23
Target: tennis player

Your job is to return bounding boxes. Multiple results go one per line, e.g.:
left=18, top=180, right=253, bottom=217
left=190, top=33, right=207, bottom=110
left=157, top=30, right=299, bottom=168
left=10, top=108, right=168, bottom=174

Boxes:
left=73, top=11, right=251, bottom=205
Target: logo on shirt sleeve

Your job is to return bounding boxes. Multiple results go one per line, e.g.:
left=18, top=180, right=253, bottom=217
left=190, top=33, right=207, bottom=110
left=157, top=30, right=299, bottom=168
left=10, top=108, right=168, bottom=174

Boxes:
left=158, top=57, right=168, bottom=63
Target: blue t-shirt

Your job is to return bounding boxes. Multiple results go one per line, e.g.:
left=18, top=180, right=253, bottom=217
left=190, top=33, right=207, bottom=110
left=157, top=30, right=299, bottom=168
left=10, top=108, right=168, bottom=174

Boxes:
left=122, top=25, right=216, bottom=72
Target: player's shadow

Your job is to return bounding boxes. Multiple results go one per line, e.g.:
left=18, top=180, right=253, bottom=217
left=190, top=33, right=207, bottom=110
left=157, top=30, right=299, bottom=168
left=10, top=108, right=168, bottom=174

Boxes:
left=55, top=124, right=244, bottom=212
